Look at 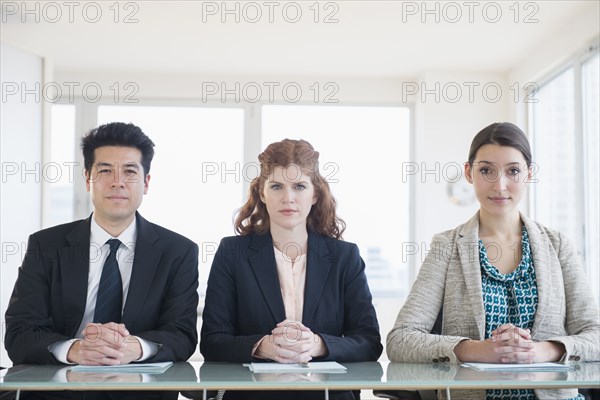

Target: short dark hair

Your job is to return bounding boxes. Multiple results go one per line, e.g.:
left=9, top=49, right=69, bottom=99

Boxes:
left=81, top=122, right=155, bottom=177
left=468, top=122, right=532, bottom=167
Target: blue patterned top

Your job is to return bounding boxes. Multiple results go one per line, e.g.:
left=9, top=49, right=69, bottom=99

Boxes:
left=479, top=226, right=582, bottom=400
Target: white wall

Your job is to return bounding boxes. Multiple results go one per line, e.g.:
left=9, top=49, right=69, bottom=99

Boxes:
left=410, top=72, right=509, bottom=278
left=0, top=43, right=44, bottom=367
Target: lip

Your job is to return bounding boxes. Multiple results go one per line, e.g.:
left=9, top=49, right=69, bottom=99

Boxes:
left=279, top=209, right=297, bottom=216
left=106, top=195, right=128, bottom=201
left=489, top=196, right=509, bottom=203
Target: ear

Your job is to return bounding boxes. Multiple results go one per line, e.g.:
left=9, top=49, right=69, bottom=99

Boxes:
left=525, top=164, right=533, bottom=184
left=464, top=162, right=473, bottom=184
left=84, top=170, right=91, bottom=192
left=143, top=174, right=151, bottom=195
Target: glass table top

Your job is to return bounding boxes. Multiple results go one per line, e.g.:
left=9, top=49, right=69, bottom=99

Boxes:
left=1, top=361, right=599, bottom=391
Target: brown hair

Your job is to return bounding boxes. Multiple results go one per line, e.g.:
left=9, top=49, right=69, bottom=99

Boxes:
left=235, top=139, right=346, bottom=239
left=468, top=122, right=532, bottom=167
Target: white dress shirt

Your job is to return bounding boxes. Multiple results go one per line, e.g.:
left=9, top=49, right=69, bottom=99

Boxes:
left=48, top=214, right=158, bottom=363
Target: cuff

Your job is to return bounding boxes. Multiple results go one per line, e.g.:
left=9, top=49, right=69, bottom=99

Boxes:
left=47, top=339, right=80, bottom=364
left=135, top=336, right=159, bottom=361
left=251, top=335, right=270, bottom=359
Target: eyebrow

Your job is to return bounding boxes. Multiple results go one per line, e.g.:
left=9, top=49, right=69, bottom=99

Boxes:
left=94, top=162, right=140, bottom=169
left=477, top=161, right=521, bottom=166
left=268, top=179, right=309, bottom=184
left=123, top=163, right=140, bottom=169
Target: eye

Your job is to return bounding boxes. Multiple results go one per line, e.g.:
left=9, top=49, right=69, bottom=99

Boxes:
left=295, top=184, right=306, bottom=190
left=479, top=167, right=490, bottom=175
left=270, top=184, right=281, bottom=190
left=98, top=168, right=112, bottom=174
left=508, top=167, right=521, bottom=176
left=124, top=169, right=138, bottom=175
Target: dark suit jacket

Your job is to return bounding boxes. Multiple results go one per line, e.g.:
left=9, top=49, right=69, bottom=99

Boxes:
left=4, top=212, right=199, bottom=365
left=200, top=230, right=382, bottom=363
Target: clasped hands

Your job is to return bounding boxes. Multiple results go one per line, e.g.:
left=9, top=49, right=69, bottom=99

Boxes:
left=67, top=322, right=142, bottom=365
left=255, top=319, right=326, bottom=364
left=477, top=323, right=564, bottom=364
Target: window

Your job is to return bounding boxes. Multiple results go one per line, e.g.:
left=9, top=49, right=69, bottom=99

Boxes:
left=530, top=68, right=578, bottom=243
left=529, top=47, right=600, bottom=302
left=582, top=51, right=600, bottom=302
left=48, top=104, right=76, bottom=226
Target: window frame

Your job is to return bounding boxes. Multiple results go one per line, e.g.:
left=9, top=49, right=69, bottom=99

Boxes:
left=527, top=40, right=600, bottom=301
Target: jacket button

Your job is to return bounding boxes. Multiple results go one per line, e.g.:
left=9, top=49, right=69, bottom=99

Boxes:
left=432, top=358, right=438, bottom=363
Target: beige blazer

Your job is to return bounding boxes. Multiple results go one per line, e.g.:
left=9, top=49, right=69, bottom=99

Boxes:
left=387, top=212, right=600, bottom=400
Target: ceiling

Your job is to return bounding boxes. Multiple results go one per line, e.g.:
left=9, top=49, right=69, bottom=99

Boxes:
left=1, top=1, right=597, bottom=77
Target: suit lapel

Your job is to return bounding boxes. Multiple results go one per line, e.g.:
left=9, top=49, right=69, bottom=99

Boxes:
left=302, top=232, right=332, bottom=326
left=248, top=232, right=286, bottom=322
left=122, top=213, right=161, bottom=324
left=457, top=212, right=486, bottom=339
left=62, top=216, right=92, bottom=336
left=522, top=215, right=553, bottom=338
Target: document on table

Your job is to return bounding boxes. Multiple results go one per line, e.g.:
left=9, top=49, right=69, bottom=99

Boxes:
left=462, top=362, right=573, bottom=372
left=244, top=361, right=347, bottom=374
left=70, top=361, right=173, bottom=374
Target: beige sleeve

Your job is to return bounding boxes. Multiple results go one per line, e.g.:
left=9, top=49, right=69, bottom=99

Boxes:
left=386, top=233, right=469, bottom=363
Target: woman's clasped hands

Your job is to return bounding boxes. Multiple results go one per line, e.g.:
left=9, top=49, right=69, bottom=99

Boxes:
left=255, top=319, right=327, bottom=364
left=489, top=323, right=535, bottom=363
left=488, top=323, right=565, bottom=363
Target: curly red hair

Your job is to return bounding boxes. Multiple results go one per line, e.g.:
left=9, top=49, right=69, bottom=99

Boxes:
left=235, top=139, right=345, bottom=239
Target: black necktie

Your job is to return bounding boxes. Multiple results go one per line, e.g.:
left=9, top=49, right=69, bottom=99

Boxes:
left=94, top=239, right=123, bottom=323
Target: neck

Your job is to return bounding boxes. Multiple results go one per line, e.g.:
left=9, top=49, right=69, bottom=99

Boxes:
left=94, top=213, right=134, bottom=238
left=478, top=208, right=522, bottom=239
left=269, top=224, right=309, bottom=255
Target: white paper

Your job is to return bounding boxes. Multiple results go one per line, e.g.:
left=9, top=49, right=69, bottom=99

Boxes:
left=70, top=361, right=173, bottom=374
left=244, top=361, right=347, bottom=374
left=462, top=362, right=572, bottom=372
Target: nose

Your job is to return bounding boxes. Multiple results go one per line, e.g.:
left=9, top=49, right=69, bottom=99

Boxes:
left=282, top=187, right=295, bottom=203
left=493, top=174, right=508, bottom=191
left=110, top=169, right=125, bottom=188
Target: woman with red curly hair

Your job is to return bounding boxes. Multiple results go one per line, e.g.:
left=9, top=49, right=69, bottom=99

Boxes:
left=200, top=139, right=382, bottom=400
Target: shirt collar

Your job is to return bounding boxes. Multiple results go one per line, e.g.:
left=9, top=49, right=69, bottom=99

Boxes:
left=90, top=214, right=137, bottom=250
left=273, top=245, right=306, bottom=264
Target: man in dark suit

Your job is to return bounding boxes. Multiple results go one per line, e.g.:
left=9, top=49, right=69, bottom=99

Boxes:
left=4, top=122, right=199, bottom=399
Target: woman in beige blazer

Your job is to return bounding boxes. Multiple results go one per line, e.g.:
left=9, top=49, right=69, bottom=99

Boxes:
left=387, top=122, right=599, bottom=400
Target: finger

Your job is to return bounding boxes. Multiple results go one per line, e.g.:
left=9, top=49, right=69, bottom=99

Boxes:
left=83, top=325, right=126, bottom=347
left=277, top=341, right=313, bottom=354
left=500, top=351, right=535, bottom=364
left=78, top=349, right=123, bottom=366
left=492, top=325, right=531, bottom=340
left=272, top=328, right=312, bottom=342
left=492, top=323, right=515, bottom=335
left=276, top=320, right=310, bottom=331
left=102, top=322, right=130, bottom=337
left=99, top=323, right=129, bottom=343
left=273, top=343, right=302, bottom=359
left=84, top=334, right=126, bottom=349
left=291, top=349, right=313, bottom=364
left=492, top=331, right=532, bottom=344
left=494, top=344, right=535, bottom=355
left=82, top=343, right=125, bottom=359
left=82, top=323, right=104, bottom=338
